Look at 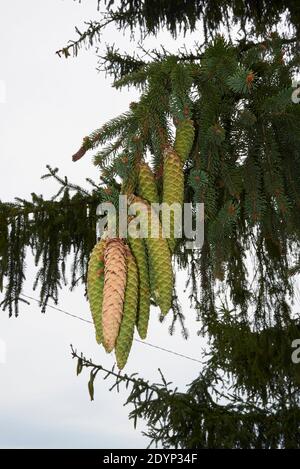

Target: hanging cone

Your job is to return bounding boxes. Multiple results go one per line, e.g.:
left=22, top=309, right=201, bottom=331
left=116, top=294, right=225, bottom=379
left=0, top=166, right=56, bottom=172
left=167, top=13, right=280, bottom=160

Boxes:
left=102, top=238, right=127, bottom=352
left=162, top=147, right=184, bottom=253
left=174, top=118, right=195, bottom=164
left=121, top=170, right=137, bottom=196
left=147, top=243, right=157, bottom=305
left=138, top=161, right=159, bottom=204
left=130, top=196, right=173, bottom=316
left=146, top=209, right=173, bottom=316
left=87, top=238, right=106, bottom=344
left=128, top=235, right=151, bottom=339
left=115, top=247, right=139, bottom=369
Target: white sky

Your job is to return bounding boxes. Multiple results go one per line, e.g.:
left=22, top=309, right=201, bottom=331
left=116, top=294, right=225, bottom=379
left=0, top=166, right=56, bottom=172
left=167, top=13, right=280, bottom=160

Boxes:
left=0, top=0, right=207, bottom=448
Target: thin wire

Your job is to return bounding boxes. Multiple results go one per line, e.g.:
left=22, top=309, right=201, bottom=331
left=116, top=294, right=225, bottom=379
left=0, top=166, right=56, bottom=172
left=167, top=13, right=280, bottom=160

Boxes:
left=18, top=292, right=202, bottom=364
left=20, top=293, right=92, bottom=324
left=133, top=338, right=202, bottom=363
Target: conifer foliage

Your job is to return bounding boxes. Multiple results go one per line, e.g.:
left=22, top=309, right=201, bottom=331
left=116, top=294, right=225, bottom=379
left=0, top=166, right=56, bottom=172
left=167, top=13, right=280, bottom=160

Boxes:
left=1, top=2, right=300, bottom=448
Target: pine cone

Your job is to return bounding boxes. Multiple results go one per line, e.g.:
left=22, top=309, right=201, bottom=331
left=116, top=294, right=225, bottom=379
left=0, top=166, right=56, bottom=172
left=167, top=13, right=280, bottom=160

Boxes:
left=115, top=247, right=139, bottom=369
left=174, top=118, right=195, bottom=164
left=87, top=239, right=106, bottom=344
left=128, top=235, right=151, bottom=339
left=102, top=238, right=127, bottom=352
left=130, top=196, right=173, bottom=316
left=138, top=162, right=159, bottom=204
left=147, top=245, right=157, bottom=305
left=163, top=147, right=184, bottom=253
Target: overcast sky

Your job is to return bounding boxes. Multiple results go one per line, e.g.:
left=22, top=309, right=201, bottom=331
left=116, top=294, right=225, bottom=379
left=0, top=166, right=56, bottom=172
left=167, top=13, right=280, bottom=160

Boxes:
left=0, top=0, right=208, bottom=448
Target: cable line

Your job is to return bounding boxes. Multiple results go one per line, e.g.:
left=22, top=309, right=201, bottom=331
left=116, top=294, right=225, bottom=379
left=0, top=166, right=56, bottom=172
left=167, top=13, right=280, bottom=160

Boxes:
left=15, top=291, right=203, bottom=365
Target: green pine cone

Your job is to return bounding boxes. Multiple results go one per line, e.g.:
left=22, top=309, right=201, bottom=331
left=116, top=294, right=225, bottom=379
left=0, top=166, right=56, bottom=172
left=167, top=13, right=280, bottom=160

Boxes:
left=174, top=118, right=195, bottom=164
left=87, top=239, right=106, bottom=344
left=138, top=162, right=159, bottom=204
left=115, top=249, right=138, bottom=369
left=144, top=205, right=173, bottom=316
left=130, top=196, right=173, bottom=316
left=128, top=235, right=151, bottom=339
left=163, top=148, right=184, bottom=253
left=146, top=242, right=159, bottom=306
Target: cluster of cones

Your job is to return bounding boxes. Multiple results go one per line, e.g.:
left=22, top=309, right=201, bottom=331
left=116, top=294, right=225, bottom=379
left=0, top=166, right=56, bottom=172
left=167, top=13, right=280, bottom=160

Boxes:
left=87, top=118, right=195, bottom=369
